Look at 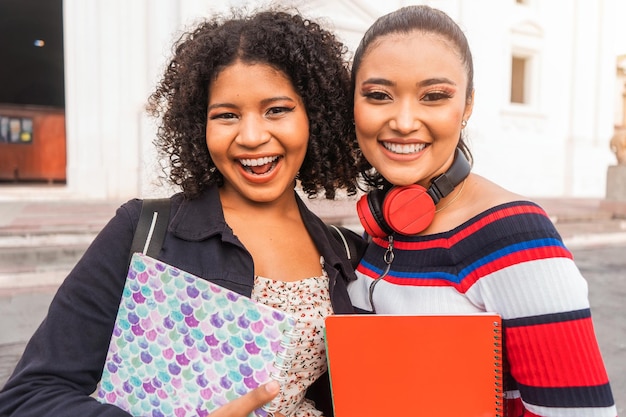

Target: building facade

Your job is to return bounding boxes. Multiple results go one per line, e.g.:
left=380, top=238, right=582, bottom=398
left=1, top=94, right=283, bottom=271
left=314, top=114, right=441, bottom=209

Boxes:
left=1, top=0, right=618, bottom=201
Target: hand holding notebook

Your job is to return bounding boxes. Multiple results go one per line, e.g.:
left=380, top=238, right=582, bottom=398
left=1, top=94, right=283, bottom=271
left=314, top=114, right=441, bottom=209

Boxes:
left=97, top=253, right=298, bottom=417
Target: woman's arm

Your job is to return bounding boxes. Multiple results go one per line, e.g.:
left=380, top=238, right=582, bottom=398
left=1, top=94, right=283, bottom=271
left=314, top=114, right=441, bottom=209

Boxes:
left=472, top=208, right=616, bottom=417
left=0, top=200, right=282, bottom=417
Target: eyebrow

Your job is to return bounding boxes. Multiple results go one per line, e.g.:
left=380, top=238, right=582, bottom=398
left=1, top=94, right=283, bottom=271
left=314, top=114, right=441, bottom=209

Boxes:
left=419, top=77, right=457, bottom=87
left=361, top=77, right=394, bottom=87
left=207, top=96, right=296, bottom=111
left=360, top=77, right=457, bottom=88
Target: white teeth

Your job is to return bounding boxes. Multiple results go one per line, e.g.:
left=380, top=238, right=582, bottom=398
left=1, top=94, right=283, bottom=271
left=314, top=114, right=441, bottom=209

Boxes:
left=239, top=156, right=279, bottom=166
left=383, top=142, right=426, bottom=154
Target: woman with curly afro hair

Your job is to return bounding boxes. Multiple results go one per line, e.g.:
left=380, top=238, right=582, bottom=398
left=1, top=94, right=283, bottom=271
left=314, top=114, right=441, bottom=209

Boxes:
left=149, top=7, right=358, bottom=201
left=0, top=6, right=360, bottom=417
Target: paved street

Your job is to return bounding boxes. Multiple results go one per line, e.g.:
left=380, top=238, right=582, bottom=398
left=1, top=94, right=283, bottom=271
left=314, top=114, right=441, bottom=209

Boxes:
left=0, top=287, right=55, bottom=388
left=571, top=244, right=626, bottom=412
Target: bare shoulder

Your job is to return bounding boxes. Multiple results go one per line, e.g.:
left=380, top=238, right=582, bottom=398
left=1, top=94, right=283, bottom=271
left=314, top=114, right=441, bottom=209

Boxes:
left=461, top=174, right=529, bottom=215
left=426, top=173, right=531, bottom=234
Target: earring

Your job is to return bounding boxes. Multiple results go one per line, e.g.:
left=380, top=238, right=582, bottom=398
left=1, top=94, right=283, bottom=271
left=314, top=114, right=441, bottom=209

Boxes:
left=461, top=120, right=467, bottom=127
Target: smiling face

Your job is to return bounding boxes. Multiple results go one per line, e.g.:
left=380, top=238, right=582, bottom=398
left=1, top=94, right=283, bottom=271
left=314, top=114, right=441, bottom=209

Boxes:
left=206, top=61, right=309, bottom=205
left=353, top=31, right=473, bottom=188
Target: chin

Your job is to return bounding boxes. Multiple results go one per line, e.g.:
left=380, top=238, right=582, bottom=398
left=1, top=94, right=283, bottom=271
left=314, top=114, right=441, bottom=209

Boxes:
left=382, top=174, right=422, bottom=187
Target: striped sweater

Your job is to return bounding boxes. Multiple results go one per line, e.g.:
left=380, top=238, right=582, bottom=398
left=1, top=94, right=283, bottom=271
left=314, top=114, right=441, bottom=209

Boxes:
left=347, top=201, right=616, bottom=417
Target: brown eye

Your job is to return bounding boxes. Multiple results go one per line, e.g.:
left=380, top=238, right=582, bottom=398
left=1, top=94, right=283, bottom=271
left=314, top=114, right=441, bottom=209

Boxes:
left=422, top=91, right=452, bottom=102
left=266, top=106, right=294, bottom=116
left=209, top=112, right=238, bottom=120
left=363, top=91, right=391, bottom=101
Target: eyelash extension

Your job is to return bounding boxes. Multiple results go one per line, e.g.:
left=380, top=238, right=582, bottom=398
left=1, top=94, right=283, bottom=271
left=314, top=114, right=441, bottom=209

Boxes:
left=361, top=90, right=390, bottom=100
left=273, top=106, right=296, bottom=112
left=208, top=112, right=236, bottom=120
left=421, top=89, right=455, bottom=102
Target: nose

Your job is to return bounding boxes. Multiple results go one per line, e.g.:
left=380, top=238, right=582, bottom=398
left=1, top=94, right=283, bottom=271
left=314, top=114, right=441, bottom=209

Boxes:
left=236, top=115, right=271, bottom=148
left=388, top=99, right=420, bottom=134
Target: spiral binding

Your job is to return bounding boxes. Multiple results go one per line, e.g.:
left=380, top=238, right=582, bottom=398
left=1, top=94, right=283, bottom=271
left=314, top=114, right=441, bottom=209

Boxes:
left=262, top=326, right=299, bottom=416
left=493, top=320, right=504, bottom=417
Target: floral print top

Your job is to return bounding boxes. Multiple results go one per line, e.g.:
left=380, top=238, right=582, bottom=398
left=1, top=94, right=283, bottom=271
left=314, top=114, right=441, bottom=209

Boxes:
left=251, top=257, right=333, bottom=417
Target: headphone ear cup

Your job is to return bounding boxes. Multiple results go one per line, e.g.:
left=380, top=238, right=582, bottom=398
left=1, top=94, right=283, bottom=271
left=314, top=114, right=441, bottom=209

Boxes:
left=383, top=185, right=435, bottom=235
left=357, top=189, right=393, bottom=238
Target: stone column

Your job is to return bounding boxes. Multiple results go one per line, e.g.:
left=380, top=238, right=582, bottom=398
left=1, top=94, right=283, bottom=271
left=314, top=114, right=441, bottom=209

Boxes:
left=600, top=121, right=626, bottom=218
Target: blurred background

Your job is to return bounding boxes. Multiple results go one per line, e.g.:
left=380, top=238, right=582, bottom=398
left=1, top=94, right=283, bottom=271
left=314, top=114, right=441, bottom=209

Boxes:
left=1, top=0, right=626, bottom=202
left=0, top=0, right=625, bottom=412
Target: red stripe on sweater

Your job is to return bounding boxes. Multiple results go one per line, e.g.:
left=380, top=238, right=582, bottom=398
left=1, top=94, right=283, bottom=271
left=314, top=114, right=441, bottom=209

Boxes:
left=505, top=317, right=610, bottom=387
left=459, top=246, right=573, bottom=291
left=372, top=204, right=549, bottom=251
left=363, top=246, right=573, bottom=291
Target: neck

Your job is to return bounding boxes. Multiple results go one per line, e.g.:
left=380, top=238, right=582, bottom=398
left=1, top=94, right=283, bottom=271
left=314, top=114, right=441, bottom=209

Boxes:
left=435, top=178, right=466, bottom=213
left=219, top=186, right=299, bottom=218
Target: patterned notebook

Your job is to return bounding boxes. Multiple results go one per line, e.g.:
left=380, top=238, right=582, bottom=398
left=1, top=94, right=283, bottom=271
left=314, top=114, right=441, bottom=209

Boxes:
left=97, top=253, right=297, bottom=417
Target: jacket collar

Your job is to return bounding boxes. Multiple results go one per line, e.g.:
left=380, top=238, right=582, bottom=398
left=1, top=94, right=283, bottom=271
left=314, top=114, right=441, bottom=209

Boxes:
left=169, top=185, right=228, bottom=242
left=168, top=185, right=352, bottom=277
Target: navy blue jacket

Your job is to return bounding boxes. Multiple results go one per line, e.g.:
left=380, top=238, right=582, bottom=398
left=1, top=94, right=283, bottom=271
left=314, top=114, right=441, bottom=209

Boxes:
left=0, top=186, right=356, bottom=416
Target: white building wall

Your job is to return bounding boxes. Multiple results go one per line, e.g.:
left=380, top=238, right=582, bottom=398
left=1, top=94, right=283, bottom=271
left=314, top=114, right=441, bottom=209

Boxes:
left=17, top=0, right=617, bottom=201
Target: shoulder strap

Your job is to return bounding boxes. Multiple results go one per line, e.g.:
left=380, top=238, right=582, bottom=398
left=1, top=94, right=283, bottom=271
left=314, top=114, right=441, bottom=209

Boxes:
left=327, top=224, right=367, bottom=270
left=130, top=199, right=361, bottom=269
left=130, top=198, right=171, bottom=262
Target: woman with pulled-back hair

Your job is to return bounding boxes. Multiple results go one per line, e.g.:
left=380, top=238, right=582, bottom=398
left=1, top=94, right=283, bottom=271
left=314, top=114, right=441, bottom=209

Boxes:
left=348, top=5, right=617, bottom=417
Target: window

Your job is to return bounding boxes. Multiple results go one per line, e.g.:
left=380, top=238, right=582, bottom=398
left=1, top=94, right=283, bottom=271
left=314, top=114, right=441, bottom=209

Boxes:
left=510, top=56, right=528, bottom=104
left=0, top=0, right=65, bottom=108
left=508, top=14, right=542, bottom=111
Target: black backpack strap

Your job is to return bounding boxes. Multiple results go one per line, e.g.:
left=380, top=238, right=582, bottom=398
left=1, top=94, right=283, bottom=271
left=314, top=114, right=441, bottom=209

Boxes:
left=327, top=224, right=367, bottom=270
left=129, top=200, right=361, bottom=269
left=129, top=198, right=171, bottom=262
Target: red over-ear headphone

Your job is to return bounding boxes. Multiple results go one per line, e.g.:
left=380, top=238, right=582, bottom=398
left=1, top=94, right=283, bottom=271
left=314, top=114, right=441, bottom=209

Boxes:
left=357, top=148, right=471, bottom=237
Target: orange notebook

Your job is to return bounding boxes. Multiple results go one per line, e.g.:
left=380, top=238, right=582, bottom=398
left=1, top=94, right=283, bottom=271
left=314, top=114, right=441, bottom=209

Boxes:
left=324, top=314, right=503, bottom=417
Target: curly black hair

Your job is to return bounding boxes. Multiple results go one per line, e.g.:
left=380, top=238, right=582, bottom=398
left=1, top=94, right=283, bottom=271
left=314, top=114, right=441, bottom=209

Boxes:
left=147, top=6, right=359, bottom=200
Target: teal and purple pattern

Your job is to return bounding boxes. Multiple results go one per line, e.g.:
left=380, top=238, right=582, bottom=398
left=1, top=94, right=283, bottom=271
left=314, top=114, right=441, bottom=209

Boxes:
left=97, top=253, right=296, bottom=417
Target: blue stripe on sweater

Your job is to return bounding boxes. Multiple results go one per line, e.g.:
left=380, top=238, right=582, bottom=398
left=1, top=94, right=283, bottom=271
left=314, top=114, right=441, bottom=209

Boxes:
left=457, top=237, right=565, bottom=275
left=360, top=238, right=566, bottom=285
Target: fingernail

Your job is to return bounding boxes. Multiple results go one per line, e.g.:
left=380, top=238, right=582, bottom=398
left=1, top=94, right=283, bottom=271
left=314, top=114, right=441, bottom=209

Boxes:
left=265, top=380, right=280, bottom=394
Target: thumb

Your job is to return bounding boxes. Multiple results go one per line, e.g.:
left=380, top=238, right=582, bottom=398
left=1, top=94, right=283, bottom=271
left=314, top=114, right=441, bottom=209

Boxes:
left=210, top=380, right=280, bottom=417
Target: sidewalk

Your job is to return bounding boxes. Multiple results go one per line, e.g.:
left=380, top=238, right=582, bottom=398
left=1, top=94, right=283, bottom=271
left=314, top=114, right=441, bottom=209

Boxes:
left=1, top=196, right=626, bottom=239
left=1, top=196, right=626, bottom=291
left=532, top=197, right=626, bottom=247
left=0, top=199, right=125, bottom=291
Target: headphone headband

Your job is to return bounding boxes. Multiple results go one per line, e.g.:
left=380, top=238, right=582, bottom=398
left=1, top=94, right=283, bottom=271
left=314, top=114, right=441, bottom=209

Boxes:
left=427, top=148, right=471, bottom=204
